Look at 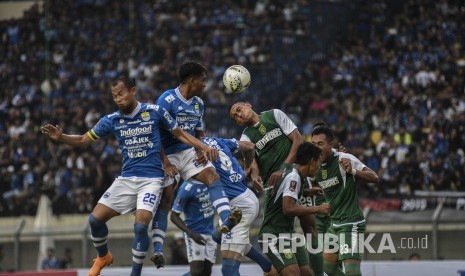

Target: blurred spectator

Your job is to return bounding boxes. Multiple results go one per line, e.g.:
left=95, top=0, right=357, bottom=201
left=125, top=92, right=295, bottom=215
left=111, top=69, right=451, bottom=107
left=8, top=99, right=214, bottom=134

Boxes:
left=58, top=247, right=73, bottom=269
left=40, top=247, right=59, bottom=270
left=0, top=0, right=464, bottom=217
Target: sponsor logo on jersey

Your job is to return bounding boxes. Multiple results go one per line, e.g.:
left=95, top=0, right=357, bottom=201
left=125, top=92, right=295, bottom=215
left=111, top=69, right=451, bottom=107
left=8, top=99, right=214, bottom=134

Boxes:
left=255, top=128, right=283, bottom=150
left=165, top=94, right=175, bottom=103
left=178, top=106, right=183, bottom=110
left=185, top=183, right=193, bottom=191
left=289, top=180, right=297, bottom=192
left=146, top=104, right=158, bottom=110
left=128, top=120, right=141, bottom=124
left=177, top=115, right=199, bottom=122
left=120, top=126, right=152, bottom=137
left=141, top=111, right=150, bottom=121
left=259, top=124, right=266, bottom=135
left=322, top=170, right=327, bottom=179
left=319, top=177, right=339, bottom=189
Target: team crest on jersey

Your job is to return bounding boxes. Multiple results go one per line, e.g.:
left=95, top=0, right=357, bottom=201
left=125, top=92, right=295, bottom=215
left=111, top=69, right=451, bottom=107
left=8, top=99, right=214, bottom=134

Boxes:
left=141, top=111, right=150, bottom=121
left=289, top=180, right=297, bottom=192
left=283, top=249, right=293, bottom=259
left=258, top=124, right=266, bottom=135
left=322, top=170, right=327, bottom=180
left=194, top=103, right=200, bottom=114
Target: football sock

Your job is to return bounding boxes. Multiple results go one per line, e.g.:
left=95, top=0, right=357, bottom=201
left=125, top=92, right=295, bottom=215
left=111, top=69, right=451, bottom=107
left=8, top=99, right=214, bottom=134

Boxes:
left=344, top=262, right=361, bottom=276
left=245, top=244, right=272, bottom=272
left=152, top=209, right=167, bottom=253
left=207, top=179, right=231, bottom=223
left=222, top=258, right=240, bottom=276
left=89, top=213, right=109, bottom=257
left=131, top=223, right=149, bottom=276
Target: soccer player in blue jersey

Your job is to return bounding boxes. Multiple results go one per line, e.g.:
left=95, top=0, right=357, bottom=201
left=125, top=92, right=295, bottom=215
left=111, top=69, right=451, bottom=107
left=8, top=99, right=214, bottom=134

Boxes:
left=150, top=61, right=242, bottom=267
left=202, top=137, right=277, bottom=276
left=41, top=76, right=219, bottom=276
left=170, top=181, right=216, bottom=276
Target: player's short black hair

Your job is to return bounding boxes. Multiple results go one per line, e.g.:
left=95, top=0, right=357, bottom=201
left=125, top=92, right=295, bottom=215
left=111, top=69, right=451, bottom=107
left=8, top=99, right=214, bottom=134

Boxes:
left=311, top=124, right=334, bottom=141
left=111, top=75, right=135, bottom=89
left=295, top=142, right=322, bottom=165
left=227, top=100, right=248, bottom=118
left=178, top=61, right=208, bottom=83
left=313, top=121, right=327, bottom=130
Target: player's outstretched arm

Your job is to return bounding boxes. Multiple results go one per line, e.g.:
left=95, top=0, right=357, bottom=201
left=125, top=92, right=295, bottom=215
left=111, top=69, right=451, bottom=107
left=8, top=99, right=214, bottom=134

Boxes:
left=339, top=158, right=379, bottom=183
left=170, top=212, right=206, bottom=245
left=41, top=124, right=92, bottom=148
left=282, top=197, right=330, bottom=217
left=238, top=140, right=255, bottom=171
left=170, top=128, right=219, bottom=161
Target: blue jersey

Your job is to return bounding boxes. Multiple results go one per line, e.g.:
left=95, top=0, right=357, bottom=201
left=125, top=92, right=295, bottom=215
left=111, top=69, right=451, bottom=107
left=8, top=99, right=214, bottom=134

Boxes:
left=202, top=137, right=247, bottom=200
left=156, top=88, right=204, bottom=155
left=172, top=181, right=214, bottom=235
left=88, top=102, right=178, bottom=178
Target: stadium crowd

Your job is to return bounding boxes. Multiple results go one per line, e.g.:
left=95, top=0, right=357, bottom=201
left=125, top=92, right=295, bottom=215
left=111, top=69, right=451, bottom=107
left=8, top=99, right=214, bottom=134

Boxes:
left=0, top=0, right=464, bottom=216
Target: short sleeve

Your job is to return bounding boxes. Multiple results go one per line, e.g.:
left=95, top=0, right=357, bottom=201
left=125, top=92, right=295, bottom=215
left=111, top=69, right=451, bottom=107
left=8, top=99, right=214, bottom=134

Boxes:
left=273, top=109, right=297, bottom=136
left=88, top=115, right=112, bottom=141
left=171, top=182, right=191, bottom=213
left=282, top=172, right=301, bottom=201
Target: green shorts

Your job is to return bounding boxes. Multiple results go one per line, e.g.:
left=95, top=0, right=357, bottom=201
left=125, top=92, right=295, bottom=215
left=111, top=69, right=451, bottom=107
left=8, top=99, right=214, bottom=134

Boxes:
left=326, top=220, right=366, bottom=260
left=262, top=237, right=309, bottom=272
left=316, top=214, right=331, bottom=234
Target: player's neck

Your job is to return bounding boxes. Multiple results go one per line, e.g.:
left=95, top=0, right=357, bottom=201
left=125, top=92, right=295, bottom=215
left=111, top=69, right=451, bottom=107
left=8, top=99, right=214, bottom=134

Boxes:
left=179, top=84, right=194, bottom=100
left=120, top=101, right=138, bottom=115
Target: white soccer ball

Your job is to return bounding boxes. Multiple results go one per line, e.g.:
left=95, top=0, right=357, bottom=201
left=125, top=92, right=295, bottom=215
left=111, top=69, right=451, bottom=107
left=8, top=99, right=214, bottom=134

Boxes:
left=223, top=65, right=251, bottom=93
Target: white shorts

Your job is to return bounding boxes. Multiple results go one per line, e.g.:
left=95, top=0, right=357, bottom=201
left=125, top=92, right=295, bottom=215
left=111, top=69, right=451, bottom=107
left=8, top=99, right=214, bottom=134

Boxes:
left=166, top=148, right=214, bottom=184
left=185, top=233, right=217, bottom=263
left=221, top=189, right=259, bottom=254
left=98, top=176, right=164, bottom=215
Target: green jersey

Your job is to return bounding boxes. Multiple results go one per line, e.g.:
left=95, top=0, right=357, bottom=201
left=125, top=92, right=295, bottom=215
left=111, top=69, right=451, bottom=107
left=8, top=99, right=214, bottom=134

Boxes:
left=260, top=167, right=305, bottom=235
left=315, top=151, right=366, bottom=225
left=240, top=109, right=297, bottom=186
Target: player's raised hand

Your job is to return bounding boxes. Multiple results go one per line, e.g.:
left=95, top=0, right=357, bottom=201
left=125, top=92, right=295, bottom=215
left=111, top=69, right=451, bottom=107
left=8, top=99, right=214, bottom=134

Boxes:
left=41, top=124, right=63, bottom=141
left=189, top=231, right=206, bottom=245
left=339, top=158, right=353, bottom=174
left=318, top=203, right=330, bottom=214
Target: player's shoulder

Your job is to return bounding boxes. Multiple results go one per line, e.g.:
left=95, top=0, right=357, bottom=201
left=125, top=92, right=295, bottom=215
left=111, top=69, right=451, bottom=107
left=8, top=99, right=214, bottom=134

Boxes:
left=158, top=89, right=177, bottom=103
left=141, top=102, right=161, bottom=111
left=192, top=96, right=204, bottom=105
left=336, top=151, right=355, bottom=160
left=103, top=111, right=119, bottom=120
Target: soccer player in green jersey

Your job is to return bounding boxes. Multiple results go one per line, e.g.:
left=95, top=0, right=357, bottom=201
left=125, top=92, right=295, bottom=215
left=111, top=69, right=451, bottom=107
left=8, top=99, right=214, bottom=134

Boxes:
left=228, top=102, right=303, bottom=189
left=260, top=142, right=330, bottom=276
left=229, top=102, right=320, bottom=273
left=311, top=125, right=379, bottom=276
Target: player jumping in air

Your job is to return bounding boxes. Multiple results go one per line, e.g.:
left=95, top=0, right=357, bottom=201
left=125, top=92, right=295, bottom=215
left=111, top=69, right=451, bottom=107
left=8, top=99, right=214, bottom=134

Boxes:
left=41, top=76, right=218, bottom=276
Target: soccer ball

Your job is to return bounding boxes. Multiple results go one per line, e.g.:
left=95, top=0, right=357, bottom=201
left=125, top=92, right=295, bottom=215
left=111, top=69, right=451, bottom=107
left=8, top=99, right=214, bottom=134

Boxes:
left=223, top=65, right=251, bottom=93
